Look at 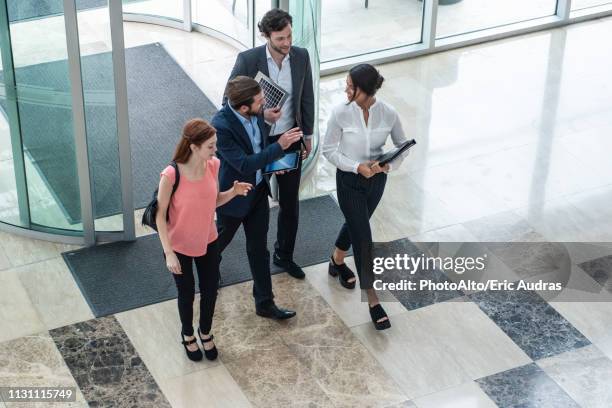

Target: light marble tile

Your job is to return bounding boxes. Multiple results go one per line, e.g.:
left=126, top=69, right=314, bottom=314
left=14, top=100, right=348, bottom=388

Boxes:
left=537, top=345, right=612, bottom=408
left=386, top=402, right=417, bottom=408
left=563, top=185, right=612, bottom=242
left=16, top=258, right=93, bottom=330
left=304, top=258, right=407, bottom=328
left=216, top=272, right=408, bottom=407
left=463, top=211, right=547, bottom=242
left=116, top=297, right=220, bottom=384
left=412, top=381, right=497, bottom=408
left=352, top=305, right=468, bottom=400
left=370, top=175, right=458, bottom=241
left=0, top=270, right=45, bottom=343
left=0, top=245, right=10, bottom=270
left=280, top=295, right=408, bottom=408
left=352, top=301, right=531, bottom=399
left=212, top=280, right=291, bottom=364
left=0, top=231, right=79, bottom=268
left=0, top=332, right=87, bottom=408
left=415, top=302, right=532, bottom=380
left=408, top=160, right=514, bottom=225
left=514, top=196, right=597, bottom=242
left=159, top=365, right=252, bottom=408
left=408, top=224, right=480, bottom=243
left=548, top=289, right=612, bottom=362
left=224, top=345, right=335, bottom=408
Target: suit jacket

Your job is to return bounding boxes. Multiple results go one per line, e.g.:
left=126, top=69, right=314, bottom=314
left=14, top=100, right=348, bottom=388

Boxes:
left=212, top=104, right=285, bottom=218
left=226, top=44, right=315, bottom=137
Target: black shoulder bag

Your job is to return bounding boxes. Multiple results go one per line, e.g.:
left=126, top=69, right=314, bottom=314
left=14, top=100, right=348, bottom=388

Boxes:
left=141, top=161, right=180, bottom=231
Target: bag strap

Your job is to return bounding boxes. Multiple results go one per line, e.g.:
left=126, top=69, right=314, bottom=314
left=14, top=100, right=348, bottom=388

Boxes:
left=170, top=161, right=180, bottom=196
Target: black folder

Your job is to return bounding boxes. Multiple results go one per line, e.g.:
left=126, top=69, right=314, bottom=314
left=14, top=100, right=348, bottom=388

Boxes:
left=376, top=139, right=417, bottom=166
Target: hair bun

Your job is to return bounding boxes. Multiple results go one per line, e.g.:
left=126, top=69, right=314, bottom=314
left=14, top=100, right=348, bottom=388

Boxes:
left=376, top=74, right=385, bottom=90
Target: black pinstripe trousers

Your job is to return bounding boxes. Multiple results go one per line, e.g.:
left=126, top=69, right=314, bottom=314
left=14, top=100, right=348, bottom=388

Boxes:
left=335, top=169, right=387, bottom=290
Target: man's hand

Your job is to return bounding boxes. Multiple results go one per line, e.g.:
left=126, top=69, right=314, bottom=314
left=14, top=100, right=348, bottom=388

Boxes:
left=277, top=127, right=303, bottom=150
left=301, top=138, right=312, bottom=160
left=264, top=107, right=282, bottom=124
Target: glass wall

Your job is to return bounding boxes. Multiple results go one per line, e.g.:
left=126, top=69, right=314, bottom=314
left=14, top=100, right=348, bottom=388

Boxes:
left=192, top=0, right=273, bottom=48
left=77, top=2, right=123, bottom=232
left=5, top=1, right=83, bottom=232
left=0, top=4, right=24, bottom=228
left=572, top=0, right=612, bottom=10
left=122, top=0, right=183, bottom=21
left=193, top=0, right=253, bottom=47
left=436, top=0, right=558, bottom=39
left=321, top=0, right=424, bottom=62
left=290, top=0, right=321, bottom=167
left=0, top=0, right=131, bottom=243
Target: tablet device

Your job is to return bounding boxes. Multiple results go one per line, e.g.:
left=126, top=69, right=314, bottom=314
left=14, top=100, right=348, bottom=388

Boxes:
left=255, top=71, right=289, bottom=110
left=377, top=139, right=417, bottom=166
left=263, top=151, right=299, bottom=174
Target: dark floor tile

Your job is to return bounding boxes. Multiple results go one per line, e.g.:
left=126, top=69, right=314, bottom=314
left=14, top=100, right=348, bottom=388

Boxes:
left=476, top=363, right=580, bottom=408
left=50, top=316, right=170, bottom=408
left=469, top=289, right=590, bottom=360
left=579, top=255, right=612, bottom=293
left=373, top=240, right=464, bottom=310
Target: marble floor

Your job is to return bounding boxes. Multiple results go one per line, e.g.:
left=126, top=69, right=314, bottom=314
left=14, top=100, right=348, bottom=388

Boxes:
left=1, top=10, right=612, bottom=408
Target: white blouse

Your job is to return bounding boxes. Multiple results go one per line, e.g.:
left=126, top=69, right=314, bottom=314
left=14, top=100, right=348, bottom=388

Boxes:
left=322, top=99, right=409, bottom=174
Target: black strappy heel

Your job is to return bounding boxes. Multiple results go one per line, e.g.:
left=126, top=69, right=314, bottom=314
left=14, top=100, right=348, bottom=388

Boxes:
left=198, top=328, right=218, bottom=361
left=369, top=304, right=391, bottom=331
left=328, top=256, right=356, bottom=289
left=181, top=334, right=203, bottom=361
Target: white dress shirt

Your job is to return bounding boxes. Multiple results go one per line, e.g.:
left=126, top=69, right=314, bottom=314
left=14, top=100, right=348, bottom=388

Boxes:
left=323, top=99, right=409, bottom=174
left=266, top=46, right=294, bottom=136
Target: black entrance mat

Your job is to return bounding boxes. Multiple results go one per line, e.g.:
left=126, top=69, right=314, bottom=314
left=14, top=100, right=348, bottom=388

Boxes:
left=63, top=195, right=350, bottom=317
left=0, top=42, right=218, bottom=223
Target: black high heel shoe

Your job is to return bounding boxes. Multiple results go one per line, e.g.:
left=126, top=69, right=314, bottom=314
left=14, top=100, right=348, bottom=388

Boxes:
left=369, top=304, right=391, bottom=331
left=328, top=256, right=356, bottom=289
left=198, top=328, right=218, bottom=361
left=181, top=334, right=203, bottom=361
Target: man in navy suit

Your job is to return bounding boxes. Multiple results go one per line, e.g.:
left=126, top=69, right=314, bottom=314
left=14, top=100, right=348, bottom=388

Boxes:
left=212, top=76, right=302, bottom=319
left=226, top=9, right=315, bottom=280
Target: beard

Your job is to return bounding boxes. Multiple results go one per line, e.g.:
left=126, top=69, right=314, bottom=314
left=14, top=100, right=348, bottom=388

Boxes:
left=269, top=42, right=290, bottom=56
left=247, top=104, right=263, bottom=117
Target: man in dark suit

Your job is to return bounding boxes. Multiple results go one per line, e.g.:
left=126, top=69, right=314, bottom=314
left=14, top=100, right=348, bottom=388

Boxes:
left=226, top=8, right=315, bottom=280
left=213, top=76, right=302, bottom=319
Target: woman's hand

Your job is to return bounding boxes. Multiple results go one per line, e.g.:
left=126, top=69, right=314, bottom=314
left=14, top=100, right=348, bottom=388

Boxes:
left=232, top=181, right=253, bottom=196
left=370, top=161, right=390, bottom=174
left=357, top=162, right=375, bottom=178
left=166, top=252, right=182, bottom=275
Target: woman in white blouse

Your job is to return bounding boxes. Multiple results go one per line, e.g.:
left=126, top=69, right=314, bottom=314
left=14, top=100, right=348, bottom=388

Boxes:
left=322, top=64, right=409, bottom=330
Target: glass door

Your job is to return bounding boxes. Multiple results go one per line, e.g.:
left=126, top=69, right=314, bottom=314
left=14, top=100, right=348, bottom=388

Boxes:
left=0, top=0, right=134, bottom=245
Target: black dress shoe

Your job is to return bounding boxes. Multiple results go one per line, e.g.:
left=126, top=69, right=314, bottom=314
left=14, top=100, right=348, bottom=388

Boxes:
left=256, top=302, right=296, bottom=320
left=181, top=334, right=203, bottom=361
left=273, top=253, right=305, bottom=279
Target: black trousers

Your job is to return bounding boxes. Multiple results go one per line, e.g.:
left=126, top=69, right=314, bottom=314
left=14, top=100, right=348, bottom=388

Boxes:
left=217, top=183, right=273, bottom=307
left=335, top=169, right=387, bottom=290
left=172, top=240, right=220, bottom=336
left=269, top=136, right=302, bottom=261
